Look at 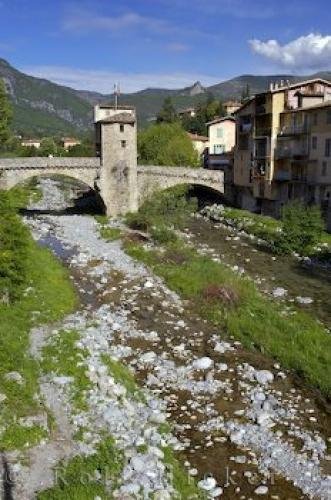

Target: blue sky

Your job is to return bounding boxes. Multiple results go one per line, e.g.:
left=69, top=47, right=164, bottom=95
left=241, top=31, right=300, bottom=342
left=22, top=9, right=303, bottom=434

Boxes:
left=0, top=0, right=330, bottom=93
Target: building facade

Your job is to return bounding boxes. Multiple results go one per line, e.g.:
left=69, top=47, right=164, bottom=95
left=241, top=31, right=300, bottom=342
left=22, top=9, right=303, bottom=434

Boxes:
left=234, top=78, right=331, bottom=215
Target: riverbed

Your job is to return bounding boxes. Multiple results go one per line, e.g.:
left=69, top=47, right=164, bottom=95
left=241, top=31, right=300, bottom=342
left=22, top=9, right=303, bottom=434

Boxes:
left=10, top=179, right=331, bottom=499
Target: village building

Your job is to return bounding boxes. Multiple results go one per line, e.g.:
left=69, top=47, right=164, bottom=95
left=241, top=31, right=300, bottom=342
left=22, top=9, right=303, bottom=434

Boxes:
left=178, top=107, right=196, bottom=119
left=234, top=78, right=331, bottom=216
left=223, top=100, right=241, bottom=115
left=62, top=137, right=81, bottom=150
left=187, top=132, right=209, bottom=158
left=21, top=138, right=41, bottom=149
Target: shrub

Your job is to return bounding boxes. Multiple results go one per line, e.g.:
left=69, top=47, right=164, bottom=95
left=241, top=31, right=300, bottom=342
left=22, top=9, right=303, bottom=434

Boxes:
left=138, top=122, right=200, bottom=167
left=0, top=191, right=30, bottom=302
left=275, top=201, right=324, bottom=255
left=126, top=186, right=198, bottom=232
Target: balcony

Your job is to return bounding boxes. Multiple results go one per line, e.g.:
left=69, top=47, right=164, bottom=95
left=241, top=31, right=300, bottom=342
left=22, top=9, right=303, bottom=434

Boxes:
left=274, top=169, right=291, bottom=181
left=275, top=146, right=309, bottom=159
left=278, top=123, right=309, bottom=136
left=255, top=127, right=271, bottom=137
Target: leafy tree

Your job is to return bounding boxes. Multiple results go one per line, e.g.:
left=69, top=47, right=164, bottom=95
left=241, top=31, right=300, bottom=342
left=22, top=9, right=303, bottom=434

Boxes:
left=38, top=137, right=58, bottom=157
left=66, top=138, right=94, bottom=157
left=181, top=98, right=225, bottom=136
left=138, top=122, right=199, bottom=167
left=276, top=201, right=324, bottom=255
left=156, top=97, right=178, bottom=123
left=0, top=79, right=12, bottom=148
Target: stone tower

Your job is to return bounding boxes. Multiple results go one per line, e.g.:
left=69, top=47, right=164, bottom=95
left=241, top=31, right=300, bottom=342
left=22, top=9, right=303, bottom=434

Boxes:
left=95, top=105, right=138, bottom=216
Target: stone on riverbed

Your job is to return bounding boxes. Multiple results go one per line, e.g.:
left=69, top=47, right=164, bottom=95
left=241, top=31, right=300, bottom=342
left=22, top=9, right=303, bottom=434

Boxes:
left=192, top=357, right=214, bottom=370
left=254, top=370, right=274, bottom=385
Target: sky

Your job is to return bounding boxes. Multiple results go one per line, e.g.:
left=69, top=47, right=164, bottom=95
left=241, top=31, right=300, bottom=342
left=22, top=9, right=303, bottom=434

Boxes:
left=0, top=0, right=330, bottom=93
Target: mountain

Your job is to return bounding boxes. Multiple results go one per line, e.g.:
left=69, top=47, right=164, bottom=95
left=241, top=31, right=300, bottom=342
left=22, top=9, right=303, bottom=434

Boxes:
left=1, top=58, right=330, bottom=137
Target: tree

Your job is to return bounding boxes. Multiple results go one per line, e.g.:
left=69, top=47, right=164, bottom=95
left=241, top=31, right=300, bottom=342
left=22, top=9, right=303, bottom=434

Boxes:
left=276, top=201, right=324, bottom=255
left=0, top=79, right=12, bottom=148
left=138, top=122, right=199, bottom=167
left=38, top=137, right=58, bottom=157
left=181, top=97, right=225, bottom=136
left=156, top=97, right=178, bottom=123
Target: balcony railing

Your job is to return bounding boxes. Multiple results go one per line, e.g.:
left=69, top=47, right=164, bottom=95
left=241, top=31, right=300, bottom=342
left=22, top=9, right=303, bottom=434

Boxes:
left=278, top=123, right=309, bottom=136
left=273, top=170, right=291, bottom=181
left=255, top=127, right=271, bottom=137
left=275, top=146, right=309, bottom=159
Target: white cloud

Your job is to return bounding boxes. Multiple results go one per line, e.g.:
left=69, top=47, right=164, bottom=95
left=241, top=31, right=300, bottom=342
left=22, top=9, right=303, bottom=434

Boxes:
left=20, top=65, right=221, bottom=93
left=249, top=33, right=331, bottom=70
left=62, top=10, right=168, bottom=35
left=61, top=7, right=216, bottom=41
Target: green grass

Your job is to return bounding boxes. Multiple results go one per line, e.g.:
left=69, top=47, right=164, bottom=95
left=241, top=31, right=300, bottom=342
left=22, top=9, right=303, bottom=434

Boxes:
left=221, top=206, right=331, bottom=251
left=100, top=354, right=145, bottom=402
left=163, top=447, right=206, bottom=499
left=124, top=239, right=331, bottom=398
left=99, top=227, right=122, bottom=241
left=37, top=436, right=124, bottom=500
left=94, top=216, right=122, bottom=242
left=41, top=330, right=91, bottom=410
left=0, top=240, right=77, bottom=450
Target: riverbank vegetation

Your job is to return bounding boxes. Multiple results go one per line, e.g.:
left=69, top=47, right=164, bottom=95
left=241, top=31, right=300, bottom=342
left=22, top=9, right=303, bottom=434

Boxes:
left=124, top=189, right=331, bottom=398
left=0, top=187, right=77, bottom=450
left=206, top=203, right=330, bottom=257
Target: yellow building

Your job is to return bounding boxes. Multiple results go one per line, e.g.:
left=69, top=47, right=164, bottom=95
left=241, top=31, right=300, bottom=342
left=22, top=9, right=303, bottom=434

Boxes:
left=234, top=78, right=331, bottom=215
left=187, top=132, right=209, bottom=157
left=62, top=137, right=81, bottom=150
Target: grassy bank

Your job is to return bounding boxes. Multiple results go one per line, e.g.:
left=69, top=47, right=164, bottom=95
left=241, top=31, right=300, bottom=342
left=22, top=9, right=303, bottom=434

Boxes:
left=124, top=238, right=331, bottom=397
left=216, top=205, right=331, bottom=251
left=0, top=187, right=77, bottom=450
left=0, top=240, right=77, bottom=449
left=121, top=188, right=331, bottom=398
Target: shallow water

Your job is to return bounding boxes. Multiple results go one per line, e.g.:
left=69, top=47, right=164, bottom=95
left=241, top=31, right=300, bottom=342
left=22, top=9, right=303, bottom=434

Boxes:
left=185, top=217, right=331, bottom=329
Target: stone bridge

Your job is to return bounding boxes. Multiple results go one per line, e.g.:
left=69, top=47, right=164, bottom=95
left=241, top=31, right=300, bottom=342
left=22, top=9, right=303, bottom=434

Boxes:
left=0, top=106, right=224, bottom=215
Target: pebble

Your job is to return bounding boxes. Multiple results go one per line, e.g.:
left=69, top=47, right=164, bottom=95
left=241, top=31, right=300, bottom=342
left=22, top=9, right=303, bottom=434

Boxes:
left=254, top=485, right=269, bottom=495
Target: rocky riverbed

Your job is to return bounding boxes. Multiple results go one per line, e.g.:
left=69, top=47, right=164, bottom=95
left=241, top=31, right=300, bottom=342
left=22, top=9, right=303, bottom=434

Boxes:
left=6, top=180, right=331, bottom=499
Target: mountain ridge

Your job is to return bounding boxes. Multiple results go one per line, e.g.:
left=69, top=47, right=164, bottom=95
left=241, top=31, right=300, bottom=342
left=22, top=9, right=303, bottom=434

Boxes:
left=1, top=58, right=330, bottom=137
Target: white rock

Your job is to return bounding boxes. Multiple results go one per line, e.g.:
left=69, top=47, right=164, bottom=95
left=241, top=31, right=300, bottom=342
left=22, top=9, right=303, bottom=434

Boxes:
left=209, top=487, right=223, bottom=497
left=193, top=357, right=214, bottom=370
left=198, top=476, right=217, bottom=491
left=144, top=280, right=154, bottom=289
left=296, top=296, right=313, bottom=305
left=53, top=376, right=73, bottom=385
left=130, top=456, right=145, bottom=473
left=254, top=485, right=269, bottom=495
left=140, top=351, right=157, bottom=364
left=272, top=287, right=287, bottom=298
left=254, top=370, right=274, bottom=385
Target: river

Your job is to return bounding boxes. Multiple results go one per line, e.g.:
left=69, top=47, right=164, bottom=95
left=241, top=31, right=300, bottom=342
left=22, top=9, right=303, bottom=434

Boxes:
left=10, top=179, right=331, bottom=499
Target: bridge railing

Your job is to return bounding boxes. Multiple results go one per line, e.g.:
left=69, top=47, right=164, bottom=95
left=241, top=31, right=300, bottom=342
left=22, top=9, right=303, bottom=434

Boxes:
left=0, top=157, right=101, bottom=170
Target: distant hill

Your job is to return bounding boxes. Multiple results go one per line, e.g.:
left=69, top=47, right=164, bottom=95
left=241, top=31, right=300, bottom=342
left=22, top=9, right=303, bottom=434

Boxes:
left=1, top=58, right=330, bottom=137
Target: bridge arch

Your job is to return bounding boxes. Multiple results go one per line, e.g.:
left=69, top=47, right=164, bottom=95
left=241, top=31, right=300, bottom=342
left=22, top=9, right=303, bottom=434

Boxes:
left=136, top=165, right=224, bottom=207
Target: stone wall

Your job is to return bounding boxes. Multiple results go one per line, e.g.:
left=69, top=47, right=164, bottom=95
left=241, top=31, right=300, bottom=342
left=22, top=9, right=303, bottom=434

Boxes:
left=137, top=165, right=224, bottom=205
left=0, top=157, right=101, bottom=191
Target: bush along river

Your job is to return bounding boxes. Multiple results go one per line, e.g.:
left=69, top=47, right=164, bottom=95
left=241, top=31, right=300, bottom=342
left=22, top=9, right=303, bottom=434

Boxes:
left=182, top=210, right=331, bottom=330
left=5, top=178, right=331, bottom=499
